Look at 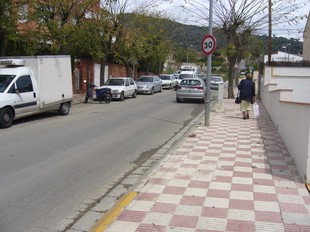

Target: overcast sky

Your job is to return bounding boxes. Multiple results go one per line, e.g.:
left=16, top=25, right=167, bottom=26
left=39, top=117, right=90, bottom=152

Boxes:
left=154, top=0, right=310, bottom=40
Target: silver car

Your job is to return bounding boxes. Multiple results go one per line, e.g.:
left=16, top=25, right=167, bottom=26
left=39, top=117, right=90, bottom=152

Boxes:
left=210, top=76, right=224, bottom=90
left=176, top=78, right=206, bottom=103
left=136, top=75, right=162, bottom=94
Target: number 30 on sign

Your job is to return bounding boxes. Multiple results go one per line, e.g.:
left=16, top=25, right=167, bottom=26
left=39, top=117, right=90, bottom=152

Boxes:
left=201, top=35, right=216, bottom=56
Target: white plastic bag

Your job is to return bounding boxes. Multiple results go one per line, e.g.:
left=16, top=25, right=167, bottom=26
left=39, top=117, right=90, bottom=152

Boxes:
left=253, top=102, right=259, bottom=118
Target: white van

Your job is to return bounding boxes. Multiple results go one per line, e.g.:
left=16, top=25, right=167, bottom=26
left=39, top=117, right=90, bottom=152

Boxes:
left=176, top=70, right=197, bottom=86
left=0, top=56, right=73, bottom=128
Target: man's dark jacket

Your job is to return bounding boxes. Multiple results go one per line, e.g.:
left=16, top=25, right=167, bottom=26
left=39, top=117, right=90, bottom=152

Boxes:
left=238, top=79, right=255, bottom=103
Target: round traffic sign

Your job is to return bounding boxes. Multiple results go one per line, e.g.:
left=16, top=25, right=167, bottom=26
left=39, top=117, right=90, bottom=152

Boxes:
left=201, top=35, right=216, bottom=55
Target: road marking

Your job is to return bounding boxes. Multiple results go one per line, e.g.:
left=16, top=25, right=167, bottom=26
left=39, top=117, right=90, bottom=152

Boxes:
left=90, top=191, right=137, bottom=232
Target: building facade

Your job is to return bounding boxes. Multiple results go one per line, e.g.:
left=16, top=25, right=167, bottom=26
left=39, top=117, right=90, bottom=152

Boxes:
left=303, top=12, right=310, bottom=61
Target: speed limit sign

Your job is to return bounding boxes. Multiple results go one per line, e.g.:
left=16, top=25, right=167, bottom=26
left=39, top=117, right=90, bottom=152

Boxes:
left=201, top=35, right=216, bottom=56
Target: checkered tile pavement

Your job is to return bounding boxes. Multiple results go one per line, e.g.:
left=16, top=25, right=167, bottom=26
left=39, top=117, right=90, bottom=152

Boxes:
left=106, top=99, right=310, bottom=232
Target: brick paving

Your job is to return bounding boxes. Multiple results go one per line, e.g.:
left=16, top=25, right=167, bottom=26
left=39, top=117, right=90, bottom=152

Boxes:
left=104, top=99, right=310, bottom=232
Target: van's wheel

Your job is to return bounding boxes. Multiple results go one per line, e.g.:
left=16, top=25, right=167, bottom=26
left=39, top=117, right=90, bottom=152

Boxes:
left=0, top=108, right=14, bottom=128
left=58, top=102, right=71, bottom=115
left=176, top=97, right=182, bottom=103
left=120, top=92, right=125, bottom=101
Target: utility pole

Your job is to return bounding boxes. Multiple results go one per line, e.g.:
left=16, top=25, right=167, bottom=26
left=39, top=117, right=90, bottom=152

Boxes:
left=268, top=0, right=272, bottom=65
left=205, top=0, right=213, bottom=126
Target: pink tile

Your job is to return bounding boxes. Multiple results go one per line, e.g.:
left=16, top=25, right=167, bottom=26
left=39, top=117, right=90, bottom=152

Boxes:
left=136, top=192, right=160, bottom=201
left=213, top=176, right=233, bottom=183
left=207, top=189, right=230, bottom=198
left=151, top=203, right=177, bottom=214
left=148, top=178, right=168, bottom=185
left=279, top=202, right=309, bottom=214
left=253, top=192, right=278, bottom=202
left=136, top=223, right=166, bottom=232
left=180, top=195, right=205, bottom=206
left=170, top=215, right=199, bottom=228
left=231, top=183, right=254, bottom=192
left=253, top=178, right=274, bottom=186
left=252, top=168, right=272, bottom=174
left=275, top=186, right=298, bottom=195
left=255, top=211, right=282, bottom=223
left=201, top=206, right=228, bottom=218
left=163, top=186, right=186, bottom=195
left=189, top=180, right=210, bottom=188
left=118, top=210, right=146, bottom=222
left=303, top=196, right=310, bottom=205
left=229, top=199, right=254, bottom=210
left=226, top=219, right=255, bottom=231
left=160, top=167, right=178, bottom=172
left=233, top=171, right=253, bottom=178
left=284, top=224, right=310, bottom=232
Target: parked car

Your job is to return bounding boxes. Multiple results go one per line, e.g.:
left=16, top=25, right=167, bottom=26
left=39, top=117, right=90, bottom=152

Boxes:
left=136, top=75, right=162, bottom=94
left=176, top=78, right=206, bottom=103
left=159, top=74, right=176, bottom=89
left=175, top=70, right=197, bottom=88
left=103, top=77, right=137, bottom=100
left=210, top=76, right=224, bottom=90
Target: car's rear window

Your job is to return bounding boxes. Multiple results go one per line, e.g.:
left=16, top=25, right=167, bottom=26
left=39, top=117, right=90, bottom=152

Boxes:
left=211, top=77, right=222, bottom=82
left=180, top=80, right=202, bottom=86
left=179, top=74, right=194, bottom=79
left=159, top=75, right=170, bottom=80
left=105, top=79, right=124, bottom=86
left=138, top=76, right=153, bottom=82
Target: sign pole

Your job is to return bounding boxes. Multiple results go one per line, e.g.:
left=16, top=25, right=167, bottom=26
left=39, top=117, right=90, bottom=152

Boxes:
left=205, top=0, right=213, bottom=126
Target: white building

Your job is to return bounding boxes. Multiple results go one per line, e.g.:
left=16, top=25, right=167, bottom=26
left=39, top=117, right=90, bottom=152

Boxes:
left=264, top=51, right=303, bottom=63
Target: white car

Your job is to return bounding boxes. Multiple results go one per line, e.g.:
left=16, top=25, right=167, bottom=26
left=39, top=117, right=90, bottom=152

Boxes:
left=210, top=76, right=224, bottom=90
left=103, top=77, right=137, bottom=100
left=159, top=74, right=176, bottom=89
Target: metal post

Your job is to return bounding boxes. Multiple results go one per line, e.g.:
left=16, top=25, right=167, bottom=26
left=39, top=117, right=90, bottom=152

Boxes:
left=205, top=0, right=213, bottom=126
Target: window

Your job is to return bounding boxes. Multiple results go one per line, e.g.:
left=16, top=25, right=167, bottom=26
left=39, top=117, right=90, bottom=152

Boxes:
left=16, top=75, right=33, bottom=93
left=18, top=3, right=28, bottom=23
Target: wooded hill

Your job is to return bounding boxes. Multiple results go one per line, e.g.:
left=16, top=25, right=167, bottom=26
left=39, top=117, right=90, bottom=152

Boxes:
left=166, top=20, right=303, bottom=56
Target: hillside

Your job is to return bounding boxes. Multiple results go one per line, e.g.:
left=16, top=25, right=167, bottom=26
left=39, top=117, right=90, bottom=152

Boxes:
left=167, top=21, right=303, bottom=56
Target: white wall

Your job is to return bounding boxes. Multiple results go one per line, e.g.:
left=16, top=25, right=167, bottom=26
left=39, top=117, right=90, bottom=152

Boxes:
left=262, top=67, right=310, bottom=183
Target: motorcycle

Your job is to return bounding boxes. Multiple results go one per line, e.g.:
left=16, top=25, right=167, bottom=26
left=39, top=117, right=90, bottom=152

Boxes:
left=84, top=83, right=112, bottom=104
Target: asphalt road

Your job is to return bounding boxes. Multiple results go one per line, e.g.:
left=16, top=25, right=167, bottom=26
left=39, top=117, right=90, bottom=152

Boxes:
left=0, top=89, right=218, bottom=232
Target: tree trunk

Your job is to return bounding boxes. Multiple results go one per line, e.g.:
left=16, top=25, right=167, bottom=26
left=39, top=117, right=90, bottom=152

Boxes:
left=100, top=59, right=106, bottom=86
left=227, top=61, right=236, bottom=98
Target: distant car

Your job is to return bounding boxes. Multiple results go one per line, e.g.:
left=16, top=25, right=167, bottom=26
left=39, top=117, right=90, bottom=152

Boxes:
left=176, top=78, right=206, bottom=103
left=210, top=76, right=224, bottom=90
left=159, top=74, right=176, bottom=89
left=136, top=75, right=162, bottom=94
left=103, top=77, right=137, bottom=100
left=176, top=71, right=197, bottom=88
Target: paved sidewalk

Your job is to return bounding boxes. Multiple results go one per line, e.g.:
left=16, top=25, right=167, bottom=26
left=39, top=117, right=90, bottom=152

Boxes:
left=95, top=99, right=310, bottom=232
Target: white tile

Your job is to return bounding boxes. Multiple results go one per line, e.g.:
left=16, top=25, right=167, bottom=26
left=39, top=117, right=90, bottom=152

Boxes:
left=232, top=177, right=253, bottom=185
left=277, top=194, right=304, bottom=204
left=168, top=179, right=190, bottom=187
left=142, top=212, right=173, bottom=226
left=106, top=221, right=139, bottom=232
left=126, top=200, right=155, bottom=211
left=175, top=205, right=202, bottom=216
left=253, top=185, right=276, bottom=194
left=282, top=212, right=310, bottom=226
left=209, top=182, right=231, bottom=190
left=157, top=194, right=182, bottom=204
left=255, top=222, right=284, bottom=232
left=184, top=187, right=208, bottom=197
left=142, top=184, right=165, bottom=193
left=197, top=217, right=227, bottom=231
left=230, top=191, right=254, bottom=200
left=254, top=201, right=280, bottom=212
left=227, top=209, right=255, bottom=221
left=253, top=173, right=273, bottom=180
